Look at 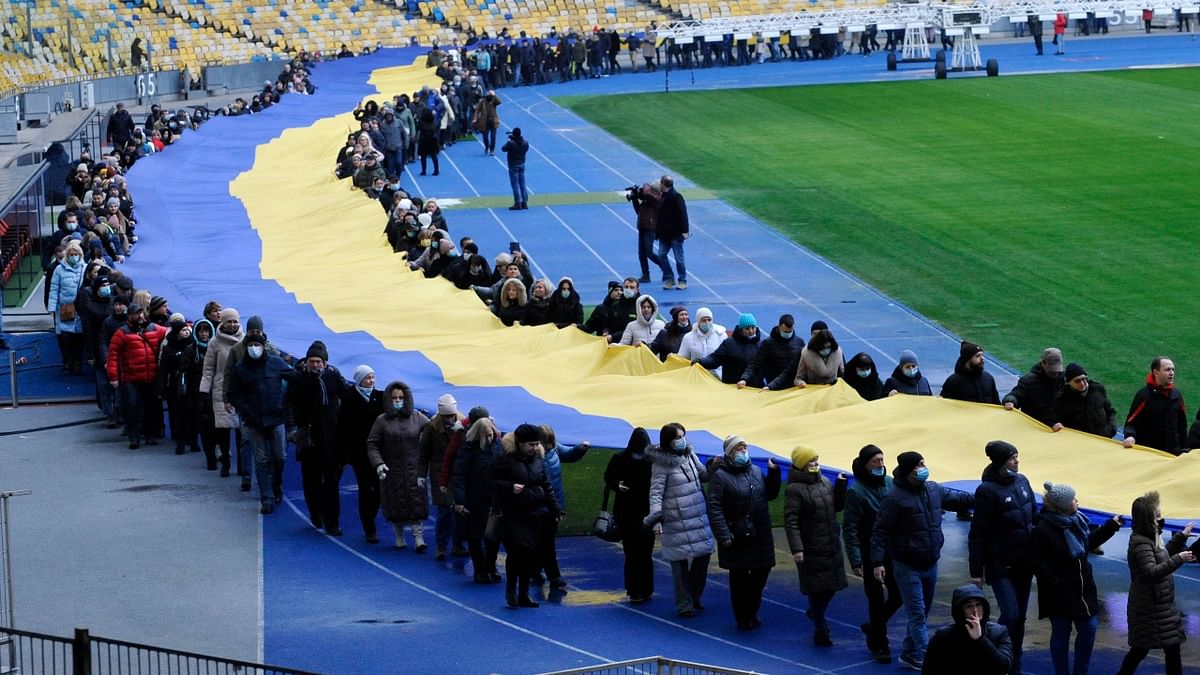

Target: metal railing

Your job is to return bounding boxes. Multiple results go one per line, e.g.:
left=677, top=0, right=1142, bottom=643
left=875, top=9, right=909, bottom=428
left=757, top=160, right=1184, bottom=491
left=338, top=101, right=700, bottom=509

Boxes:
left=542, top=656, right=762, bottom=675
left=0, top=626, right=320, bottom=675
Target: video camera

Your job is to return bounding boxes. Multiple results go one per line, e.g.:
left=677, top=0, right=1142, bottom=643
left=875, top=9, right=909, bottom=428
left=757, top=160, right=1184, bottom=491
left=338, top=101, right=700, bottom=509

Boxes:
left=624, top=184, right=644, bottom=202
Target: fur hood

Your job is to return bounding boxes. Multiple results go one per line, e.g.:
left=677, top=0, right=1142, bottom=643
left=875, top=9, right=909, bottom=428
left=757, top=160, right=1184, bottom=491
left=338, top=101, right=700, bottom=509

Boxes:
left=382, top=380, right=415, bottom=418
left=498, top=278, right=528, bottom=309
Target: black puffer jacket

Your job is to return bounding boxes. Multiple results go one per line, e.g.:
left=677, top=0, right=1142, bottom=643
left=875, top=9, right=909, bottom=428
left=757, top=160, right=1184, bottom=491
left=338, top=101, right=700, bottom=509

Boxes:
left=1002, top=362, right=1062, bottom=426
left=968, top=464, right=1037, bottom=582
left=707, top=458, right=780, bottom=570
left=882, top=365, right=933, bottom=396
left=1125, top=496, right=1189, bottom=649
left=739, top=326, right=803, bottom=385
left=336, top=387, right=385, bottom=467
left=604, top=448, right=652, bottom=537
left=871, top=477, right=973, bottom=571
left=699, top=330, right=761, bottom=385
left=923, top=585, right=1013, bottom=675
left=649, top=320, right=690, bottom=361
left=941, top=353, right=1000, bottom=404
left=490, top=449, right=560, bottom=550
left=1030, top=509, right=1119, bottom=620
left=1055, top=379, right=1117, bottom=438
left=784, top=468, right=848, bottom=594
left=1124, top=376, right=1187, bottom=454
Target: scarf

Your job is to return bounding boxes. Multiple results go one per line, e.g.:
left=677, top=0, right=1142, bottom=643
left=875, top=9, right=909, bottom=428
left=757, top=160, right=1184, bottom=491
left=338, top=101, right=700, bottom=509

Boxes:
left=1043, top=510, right=1089, bottom=560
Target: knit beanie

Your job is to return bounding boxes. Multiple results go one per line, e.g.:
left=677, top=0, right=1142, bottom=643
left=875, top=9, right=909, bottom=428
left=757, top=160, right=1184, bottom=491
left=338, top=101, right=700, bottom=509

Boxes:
left=219, top=307, right=240, bottom=324
left=116, top=276, right=134, bottom=291
left=723, top=435, right=747, bottom=455
left=468, top=405, right=490, bottom=423
left=244, top=333, right=266, bottom=347
left=858, top=444, right=884, bottom=465
left=436, top=393, right=458, bottom=416
left=305, top=340, right=329, bottom=362
left=1064, top=362, right=1087, bottom=381
left=960, top=341, right=983, bottom=360
left=894, top=451, right=924, bottom=479
left=810, top=320, right=828, bottom=333
left=985, top=440, right=1018, bottom=465
left=168, top=312, right=186, bottom=329
left=246, top=315, right=264, bottom=333
left=149, top=295, right=168, bottom=315
left=791, top=444, right=818, bottom=468
left=513, top=423, right=541, bottom=444
left=669, top=305, right=688, bottom=322
left=1043, top=481, right=1076, bottom=513
left=352, top=365, right=374, bottom=385
left=899, top=350, right=918, bottom=366
left=737, top=313, right=757, bottom=329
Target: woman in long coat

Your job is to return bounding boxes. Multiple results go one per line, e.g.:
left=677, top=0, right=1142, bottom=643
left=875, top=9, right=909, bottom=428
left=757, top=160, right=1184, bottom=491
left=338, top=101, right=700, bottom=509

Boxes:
left=604, top=427, right=655, bottom=603
left=707, top=435, right=780, bottom=629
left=367, top=381, right=430, bottom=551
left=453, top=416, right=504, bottom=583
left=489, top=423, right=559, bottom=608
left=1116, top=491, right=1196, bottom=675
left=337, top=365, right=385, bottom=543
left=785, top=445, right=848, bottom=647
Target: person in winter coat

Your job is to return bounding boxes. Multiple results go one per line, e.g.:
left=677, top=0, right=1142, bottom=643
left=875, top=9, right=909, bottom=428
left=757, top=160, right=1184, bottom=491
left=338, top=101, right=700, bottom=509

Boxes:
left=785, top=445, right=848, bottom=646
left=699, top=313, right=760, bottom=385
left=225, top=333, right=292, bottom=514
left=1052, top=363, right=1117, bottom=438
left=630, top=181, right=662, bottom=283
left=649, top=305, right=690, bottom=360
left=923, top=585, right=1013, bottom=675
left=843, top=445, right=902, bottom=663
left=501, top=127, right=530, bottom=210
left=48, top=241, right=86, bottom=373
left=618, top=294, right=664, bottom=347
left=80, top=273, right=114, bottom=416
left=604, top=427, right=655, bottom=603
left=287, top=341, right=353, bottom=535
left=493, top=278, right=528, bottom=327
left=547, top=277, right=584, bottom=329
left=583, top=280, right=639, bottom=342
left=156, top=315, right=195, bottom=454
left=1030, top=481, right=1122, bottom=675
left=533, top=425, right=589, bottom=586
left=1002, top=348, right=1065, bottom=426
left=1122, top=356, right=1187, bottom=454
left=968, top=440, right=1037, bottom=674
left=870, top=451, right=974, bottom=670
left=367, top=380, right=431, bottom=550
left=453, top=413, right=505, bottom=583
left=419, top=394, right=467, bottom=558
left=738, top=314, right=803, bottom=388
left=845, top=352, right=883, bottom=401
left=107, top=303, right=167, bottom=449
left=182, top=320, right=216, bottom=466
left=336, top=365, right=386, bottom=543
left=709, top=436, right=780, bottom=630
left=490, top=424, right=560, bottom=608
left=1115, top=491, right=1196, bottom=675
left=200, top=308, right=246, bottom=484
left=473, top=90, right=501, bottom=155
left=676, top=307, right=726, bottom=365
left=522, top=279, right=553, bottom=327
left=941, top=341, right=1000, bottom=405
left=769, top=329, right=844, bottom=390
left=416, top=108, right=440, bottom=176
left=655, top=175, right=688, bottom=289
left=883, top=350, right=933, bottom=397
left=644, top=422, right=713, bottom=617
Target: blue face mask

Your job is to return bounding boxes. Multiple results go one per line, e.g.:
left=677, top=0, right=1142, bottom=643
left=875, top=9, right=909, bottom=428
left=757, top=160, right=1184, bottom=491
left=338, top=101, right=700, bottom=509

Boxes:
left=699, top=322, right=712, bottom=334
left=391, top=400, right=405, bottom=411
left=98, top=286, right=112, bottom=298
left=914, top=467, right=930, bottom=482
left=356, top=384, right=372, bottom=398
left=780, top=330, right=793, bottom=339
left=672, top=438, right=687, bottom=451
left=560, top=289, right=571, bottom=299
left=856, top=368, right=872, bottom=378
left=623, top=288, right=636, bottom=300
left=903, top=366, right=919, bottom=378
left=732, top=452, right=749, bottom=466
left=871, top=467, right=886, bottom=477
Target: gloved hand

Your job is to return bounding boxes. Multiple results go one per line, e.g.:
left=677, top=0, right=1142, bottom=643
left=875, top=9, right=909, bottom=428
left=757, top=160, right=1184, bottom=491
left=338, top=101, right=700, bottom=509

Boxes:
left=376, top=464, right=389, bottom=480
left=417, top=477, right=427, bottom=488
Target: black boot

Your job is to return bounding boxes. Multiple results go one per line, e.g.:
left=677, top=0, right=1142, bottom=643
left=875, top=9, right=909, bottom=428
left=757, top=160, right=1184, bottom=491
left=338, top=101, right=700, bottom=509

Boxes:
left=517, top=577, right=539, bottom=607
left=506, top=578, right=519, bottom=607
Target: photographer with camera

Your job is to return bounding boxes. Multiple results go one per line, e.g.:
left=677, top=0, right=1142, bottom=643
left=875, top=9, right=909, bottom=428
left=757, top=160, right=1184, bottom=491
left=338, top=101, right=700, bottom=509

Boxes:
left=627, top=181, right=662, bottom=283
left=502, top=127, right=530, bottom=210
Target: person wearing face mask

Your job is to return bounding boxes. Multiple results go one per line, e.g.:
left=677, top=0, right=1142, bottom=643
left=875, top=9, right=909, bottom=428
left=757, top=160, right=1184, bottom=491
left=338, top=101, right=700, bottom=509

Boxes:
left=1029, top=482, right=1122, bottom=675
left=644, top=423, right=713, bottom=618
left=708, top=436, right=780, bottom=630
left=844, top=352, right=883, bottom=401
left=738, top=314, right=803, bottom=389
left=618, top=294, right=664, bottom=348
left=604, top=427, right=656, bottom=604
left=699, top=313, right=760, bottom=385
left=649, top=305, right=690, bottom=360
left=941, top=340, right=1000, bottom=405
left=677, top=306, right=728, bottom=366
left=968, top=441, right=1037, bottom=675
left=489, top=423, right=560, bottom=608
left=531, top=424, right=590, bottom=587
left=1052, top=363, right=1117, bottom=438
left=769, top=328, right=844, bottom=390
left=106, top=304, right=168, bottom=449
left=181, top=320, right=215, bottom=462
left=226, top=333, right=293, bottom=514
left=157, top=314, right=196, bottom=455
left=418, top=394, right=467, bottom=558
left=287, top=341, right=354, bottom=535
left=547, top=277, right=584, bottom=329
left=583, top=279, right=639, bottom=342
left=784, top=445, right=848, bottom=646
left=48, top=241, right=86, bottom=374
left=922, top=585, right=1013, bottom=675
left=453, top=412, right=505, bottom=583
left=98, top=298, right=129, bottom=427
left=200, top=308, right=246, bottom=483
left=450, top=253, right=494, bottom=291
left=335, top=365, right=386, bottom=541
left=472, top=90, right=502, bottom=156
left=843, top=445, right=901, bottom=663
left=870, top=451, right=974, bottom=670
left=81, top=273, right=114, bottom=405
left=1116, top=491, right=1196, bottom=675
left=366, top=380, right=431, bottom=550
left=883, top=350, right=932, bottom=397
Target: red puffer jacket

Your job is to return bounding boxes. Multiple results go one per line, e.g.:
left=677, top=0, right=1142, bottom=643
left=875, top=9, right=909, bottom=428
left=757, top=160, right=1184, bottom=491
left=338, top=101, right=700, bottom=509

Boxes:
left=106, top=323, right=167, bottom=383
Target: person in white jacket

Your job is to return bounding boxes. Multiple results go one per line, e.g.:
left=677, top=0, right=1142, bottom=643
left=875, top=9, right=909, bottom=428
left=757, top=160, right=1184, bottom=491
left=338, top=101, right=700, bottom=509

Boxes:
left=619, top=294, right=664, bottom=347
left=677, top=307, right=727, bottom=370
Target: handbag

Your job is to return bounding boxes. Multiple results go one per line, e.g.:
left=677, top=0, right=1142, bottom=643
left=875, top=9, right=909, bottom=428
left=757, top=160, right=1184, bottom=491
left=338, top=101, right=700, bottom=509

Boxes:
left=484, top=509, right=504, bottom=543
left=58, top=302, right=77, bottom=322
left=592, top=487, right=622, bottom=542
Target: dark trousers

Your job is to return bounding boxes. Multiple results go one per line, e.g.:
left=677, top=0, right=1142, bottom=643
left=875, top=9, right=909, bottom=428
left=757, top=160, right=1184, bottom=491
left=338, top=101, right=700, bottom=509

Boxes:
left=346, top=461, right=380, bottom=538
left=468, top=535, right=499, bottom=577
left=1118, top=645, right=1182, bottom=675
left=621, top=527, right=656, bottom=599
left=480, top=126, right=497, bottom=153
left=1033, top=34, right=1043, bottom=54
left=505, top=542, right=537, bottom=596
left=535, top=517, right=561, bottom=581
left=863, top=559, right=903, bottom=648
left=807, top=589, right=836, bottom=632
left=206, top=424, right=233, bottom=470
left=165, top=393, right=194, bottom=448
left=728, top=566, right=770, bottom=626
left=637, top=230, right=660, bottom=279
left=300, top=458, right=341, bottom=529
left=669, top=555, right=710, bottom=613
left=420, top=151, right=439, bottom=175
left=119, top=381, right=161, bottom=443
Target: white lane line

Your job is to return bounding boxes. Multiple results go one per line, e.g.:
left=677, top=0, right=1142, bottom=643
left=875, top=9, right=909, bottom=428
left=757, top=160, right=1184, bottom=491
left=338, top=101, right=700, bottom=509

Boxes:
left=543, top=206, right=623, bottom=280
left=486, top=208, right=552, bottom=282
left=280, top=496, right=610, bottom=662
left=404, top=163, right=427, bottom=199
left=440, top=149, right=481, bottom=197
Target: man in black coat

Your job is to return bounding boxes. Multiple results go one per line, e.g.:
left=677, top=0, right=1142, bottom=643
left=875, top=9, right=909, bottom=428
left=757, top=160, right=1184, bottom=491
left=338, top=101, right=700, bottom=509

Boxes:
left=1028, top=15, right=1044, bottom=55
left=941, top=341, right=1000, bottom=405
left=923, top=585, right=1013, bottom=675
left=1052, top=362, right=1117, bottom=437
left=1003, top=347, right=1065, bottom=426
left=501, top=127, right=529, bottom=210
left=1123, top=356, right=1187, bottom=454
left=738, top=313, right=804, bottom=388
left=106, top=102, right=135, bottom=150
left=286, top=341, right=353, bottom=534
left=655, top=175, right=689, bottom=290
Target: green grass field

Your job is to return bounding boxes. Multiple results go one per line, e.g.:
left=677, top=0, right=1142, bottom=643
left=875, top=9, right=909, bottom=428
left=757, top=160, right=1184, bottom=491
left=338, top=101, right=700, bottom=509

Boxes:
left=559, top=69, right=1200, bottom=411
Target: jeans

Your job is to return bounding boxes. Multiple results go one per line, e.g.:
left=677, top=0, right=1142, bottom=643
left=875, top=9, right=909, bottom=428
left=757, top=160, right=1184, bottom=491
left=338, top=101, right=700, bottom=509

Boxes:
left=1048, top=614, right=1098, bottom=675
left=244, top=423, right=285, bottom=505
left=991, top=571, right=1032, bottom=671
left=508, top=163, right=527, bottom=205
left=235, top=426, right=251, bottom=478
left=384, top=147, right=403, bottom=176
left=434, top=504, right=461, bottom=550
left=655, top=237, right=687, bottom=283
left=892, top=559, right=937, bottom=661
left=480, top=127, right=497, bottom=153
left=637, top=230, right=660, bottom=279
left=669, top=555, right=710, bottom=614
left=119, top=381, right=161, bottom=443
left=95, top=368, right=115, bottom=418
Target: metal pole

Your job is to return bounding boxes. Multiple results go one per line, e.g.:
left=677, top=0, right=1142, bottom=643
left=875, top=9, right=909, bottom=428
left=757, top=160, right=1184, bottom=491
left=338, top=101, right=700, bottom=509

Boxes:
left=0, top=490, right=33, bottom=629
left=6, top=350, right=16, bottom=409
left=68, top=19, right=75, bottom=69
left=25, top=5, right=32, bottom=58
left=107, top=31, right=114, bottom=74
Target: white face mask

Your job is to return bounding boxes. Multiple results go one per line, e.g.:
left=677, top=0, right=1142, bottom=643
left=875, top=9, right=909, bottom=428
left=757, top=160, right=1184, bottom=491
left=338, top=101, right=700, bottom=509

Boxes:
left=247, top=345, right=264, bottom=359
